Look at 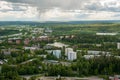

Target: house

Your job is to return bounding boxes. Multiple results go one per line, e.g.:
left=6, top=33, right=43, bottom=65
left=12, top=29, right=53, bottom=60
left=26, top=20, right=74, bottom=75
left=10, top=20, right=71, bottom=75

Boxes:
left=109, top=75, right=120, bottom=80
left=24, top=38, right=30, bottom=45
left=1, top=49, right=11, bottom=55
left=8, top=38, right=13, bottom=43
left=16, top=39, right=21, bottom=44
left=8, top=38, right=22, bottom=44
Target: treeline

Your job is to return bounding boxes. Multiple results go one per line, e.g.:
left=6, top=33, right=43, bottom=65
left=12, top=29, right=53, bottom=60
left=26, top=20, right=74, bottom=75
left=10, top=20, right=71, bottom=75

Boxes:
left=0, top=30, right=19, bottom=36
left=1, top=55, right=120, bottom=79
left=47, top=56, right=120, bottom=77
left=61, top=34, right=120, bottom=44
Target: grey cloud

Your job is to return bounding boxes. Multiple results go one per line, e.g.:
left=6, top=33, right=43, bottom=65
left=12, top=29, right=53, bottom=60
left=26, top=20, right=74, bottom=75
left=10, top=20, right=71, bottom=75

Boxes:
left=85, top=1, right=120, bottom=12
left=2, top=0, right=91, bottom=11
left=0, top=2, right=28, bottom=12
left=1, top=0, right=120, bottom=13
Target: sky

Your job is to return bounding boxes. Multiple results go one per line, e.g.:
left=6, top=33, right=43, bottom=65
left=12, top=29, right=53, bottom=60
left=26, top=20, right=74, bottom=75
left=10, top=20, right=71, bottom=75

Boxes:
left=0, top=0, right=120, bottom=21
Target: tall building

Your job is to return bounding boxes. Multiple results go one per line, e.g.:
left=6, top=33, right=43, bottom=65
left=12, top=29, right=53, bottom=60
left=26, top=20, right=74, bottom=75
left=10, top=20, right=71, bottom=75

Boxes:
left=46, top=50, right=61, bottom=59
left=117, top=43, right=120, bottom=49
left=65, top=48, right=73, bottom=55
left=53, top=50, right=61, bottom=59
left=67, top=52, right=77, bottom=61
left=65, top=48, right=77, bottom=61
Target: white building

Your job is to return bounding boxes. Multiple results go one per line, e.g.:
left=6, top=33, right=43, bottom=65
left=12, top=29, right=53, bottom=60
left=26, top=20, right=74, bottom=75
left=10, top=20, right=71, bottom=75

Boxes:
left=65, top=48, right=77, bottom=61
left=1, top=49, right=11, bottom=55
left=96, top=33, right=117, bottom=36
left=47, top=42, right=69, bottom=48
left=84, top=55, right=100, bottom=59
left=0, top=40, right=3, bottom=43
left=65, top=48, right=73, bottom=55
left=77, top=50, right=110, bottom=55
left=46, top=50, right=61, bottom=59
left=53, top=50, right=61, bottom=58
left=24, top=47, right=39, bottom=51
left=88, top=51, right=109, bottom=55
left=117, top=43, right=120, bottom=49
left=67, top=52, right=77, bottom=61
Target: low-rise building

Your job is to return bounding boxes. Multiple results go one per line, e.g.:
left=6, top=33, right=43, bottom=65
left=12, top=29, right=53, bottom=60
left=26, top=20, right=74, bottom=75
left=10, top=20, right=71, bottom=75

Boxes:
left=109, top=75, right=120, bottom=80
left=47, top=42, right=69, bottom=48
left=8, top=38, right=22, bottom=44
left=96, top=32, right=117, bottom=36
left=1, top=49, right=11, bottom=55
left=88, top=50, right=110, bottom=55
left=24, top=38, right=30, bottom=45
left=24, top=47, right=39, bottom=51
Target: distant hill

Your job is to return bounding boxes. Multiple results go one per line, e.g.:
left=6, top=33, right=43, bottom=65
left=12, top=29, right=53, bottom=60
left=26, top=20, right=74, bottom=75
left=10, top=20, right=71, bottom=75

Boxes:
left=0, top=20, right=120, bottom=26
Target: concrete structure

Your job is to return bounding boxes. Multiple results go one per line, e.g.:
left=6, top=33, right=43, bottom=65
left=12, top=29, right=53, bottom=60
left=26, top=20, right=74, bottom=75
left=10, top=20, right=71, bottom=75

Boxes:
left=65, top=48, right=77, bottom=61
left=53, top=50, right=61, bottom=58
left=96, top=32, right=117, bottom=36
left=67, top=52, right=77, bottom=61
left=24, top=47, right=39, bottom=51
left=65, top=48, right=74, bottom=55
left=37, top=76, right=103, bottom=80
left=84, top=55, right=101, bottom=59
left=77, top=50, right=110, bottom=55
left=47, top=42, right=69, bottom=48
left=46, top=50, right=61, bottom=58
left=88, top=50, right=110, bottom=55
left=117, top=43, right=120, bottom=49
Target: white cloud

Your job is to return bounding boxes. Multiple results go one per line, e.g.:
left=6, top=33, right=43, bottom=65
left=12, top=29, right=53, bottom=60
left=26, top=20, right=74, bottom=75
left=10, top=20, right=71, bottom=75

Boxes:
left=0, top=0, right=120, bottom=21
left=87, top=11, right=115, bottom=20
left=0, top=1, right=13, bottom=10
left=0, top=1, right=39, bottom=21
left=40, top=8, right=78, bottom=21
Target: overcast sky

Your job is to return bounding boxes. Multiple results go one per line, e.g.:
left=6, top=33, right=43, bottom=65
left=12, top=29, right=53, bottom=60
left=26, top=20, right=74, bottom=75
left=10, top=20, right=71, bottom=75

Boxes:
left=0, top=0, right=120, bottom=21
